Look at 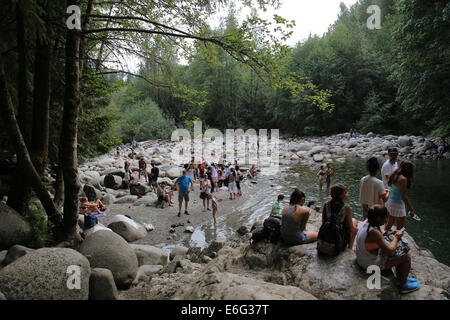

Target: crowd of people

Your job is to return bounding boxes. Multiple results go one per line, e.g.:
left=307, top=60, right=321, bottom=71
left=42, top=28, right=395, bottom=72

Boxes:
left=266, top=146, right=421, bottom=294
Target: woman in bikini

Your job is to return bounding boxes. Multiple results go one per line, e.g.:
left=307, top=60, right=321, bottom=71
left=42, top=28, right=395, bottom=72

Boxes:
left=317, top=165, right=326, bottom=191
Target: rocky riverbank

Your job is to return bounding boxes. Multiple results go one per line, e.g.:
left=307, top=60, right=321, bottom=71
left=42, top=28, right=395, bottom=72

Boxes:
left=0, top=132, right=449, bottom=300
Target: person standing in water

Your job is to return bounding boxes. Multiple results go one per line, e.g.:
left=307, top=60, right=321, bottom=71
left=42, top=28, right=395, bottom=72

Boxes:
left=325, top=164, right=332, bottom=190
left=270, top=194, right=285, bottom=217
left=209, top=194, right=218, bottom=226
left=317, top=166, right=326, bottom=191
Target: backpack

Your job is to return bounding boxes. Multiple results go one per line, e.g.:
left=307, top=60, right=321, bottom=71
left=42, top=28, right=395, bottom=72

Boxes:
left=317, top=203, right=346, bottom=256
left=263, top=216, right=282, bottom=244
left=251, top=227, right=267, bottom=242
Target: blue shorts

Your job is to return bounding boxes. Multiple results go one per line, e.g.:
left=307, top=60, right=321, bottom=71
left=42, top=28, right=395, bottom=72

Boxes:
left=283, top=231, right=310, bottom=245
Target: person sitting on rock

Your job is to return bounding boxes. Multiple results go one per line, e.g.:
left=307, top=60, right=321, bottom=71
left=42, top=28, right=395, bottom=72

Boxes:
left=319, top=184, right=359, bottom=251
left=80, top=197, right=106, bottom=214
left=156, top=182, right=173, bottom=207
left=355, top=205, right=420, bottom=294
left=280, top=188, right=318, bottom=245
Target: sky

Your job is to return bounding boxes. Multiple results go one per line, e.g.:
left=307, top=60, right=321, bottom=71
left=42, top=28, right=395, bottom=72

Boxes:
left=121, top=0, right=360, bottom=71
left=213, top=0, right=360, bottom=46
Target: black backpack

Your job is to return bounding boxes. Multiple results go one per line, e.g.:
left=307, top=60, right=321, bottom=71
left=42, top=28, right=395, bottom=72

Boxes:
left=263, top=216, right=282, bottom=244
left=317, top=203, right=346, bottom=256
left=251, top=227, right=267, bottom=242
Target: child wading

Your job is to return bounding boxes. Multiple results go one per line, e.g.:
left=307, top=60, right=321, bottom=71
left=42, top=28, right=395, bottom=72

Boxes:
left=209, top=194, right=218, bottom=226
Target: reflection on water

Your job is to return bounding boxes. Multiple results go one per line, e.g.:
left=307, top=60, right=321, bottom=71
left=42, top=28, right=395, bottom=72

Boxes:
left=176, top=158, right=450, bottom=266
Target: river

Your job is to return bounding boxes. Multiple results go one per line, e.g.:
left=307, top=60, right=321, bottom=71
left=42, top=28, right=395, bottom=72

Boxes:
left=177, top=158, right=450, bottom=266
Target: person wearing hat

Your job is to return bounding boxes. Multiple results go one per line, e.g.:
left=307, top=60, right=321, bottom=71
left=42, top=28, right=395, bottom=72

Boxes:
left=381, top=147, right=399, bottom=189
left=150, top=161, right=159, bottom=193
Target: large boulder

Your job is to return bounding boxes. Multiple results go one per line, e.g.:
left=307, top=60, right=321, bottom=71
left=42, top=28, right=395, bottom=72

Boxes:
left=101, top=193, right=116, bottom=205
left=167, top=167, right=182, bottom=179
left=0, top=248, right=90, bottom=300
left=130, top=183, right=151, bottom=196
left=89, top=268, right=119, bottom=300
left=0, top=203, right=32, bottom=250
left=133, top=194, right=158, bottom=206
left=296, top=143, right=313, bottom=151
left=313, top=154, right=324, bottom=162
left=103, top=168, right=125, bottom=179
left=398, top=136, right=413, bottom=147
left=107, top=215, right=147, bottom=242
left=104, top=174, right=123, bottom=190
left=79, top=230, right=138, bottom=289
left=1, top=245, right=34, bottom=267
left=309, top=145, right=329, bottom=156
left=131, top=244, right=168, bottom=266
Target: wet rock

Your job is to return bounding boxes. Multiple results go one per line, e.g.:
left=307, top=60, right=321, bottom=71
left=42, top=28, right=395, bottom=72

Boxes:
left=104, top=174, right=123, bottom=190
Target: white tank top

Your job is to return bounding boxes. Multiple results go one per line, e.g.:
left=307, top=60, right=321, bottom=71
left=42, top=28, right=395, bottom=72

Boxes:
left=355, top=220, right=384, bottom=269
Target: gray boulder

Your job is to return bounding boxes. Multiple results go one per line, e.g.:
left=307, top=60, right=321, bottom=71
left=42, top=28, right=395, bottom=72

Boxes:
left=167, top=167, right=182, bottom=179
left=107, top=215, right=147, bottom=242
left=309, top=145, right=329, bottom=155
left=114, top=195, right=138, bottom=204
left=2, top=245, right=35, bottom=267
left=101, top=193, right=116, bottom=205
left=0, top=203, right=32, bottom=250
left=0, top=248, right=90, bottom=300
left=79, top=230, right=138, bottom=289
left=130, top=183, right=150, bottom=196
left=104, top=174, right=123, bottom=190
left=133, top=194, right=158, bottom=206
left=131, top=244, right=168, bottom=266
left=89, top=268, right=119, bottom=300
left=170, top=246, right=189, bottom=261
left=398, top=136, right=413, bottom=147
left=313, top=154, right=324, bottom=162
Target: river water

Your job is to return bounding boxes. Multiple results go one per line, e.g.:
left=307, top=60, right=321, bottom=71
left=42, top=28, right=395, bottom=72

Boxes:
left=179, top=159, right=450, bottom=266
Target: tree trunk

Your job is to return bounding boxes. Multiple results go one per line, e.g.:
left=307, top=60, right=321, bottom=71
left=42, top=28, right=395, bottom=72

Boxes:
left=7, top=5, right=33, bottom=214
left=31, top=0, right=52, bottom=176
left=79, top=0, right=93, bottom=75
left=0, top=57, right=64, bottom=241
left=61, top=0, right=82, bottom=241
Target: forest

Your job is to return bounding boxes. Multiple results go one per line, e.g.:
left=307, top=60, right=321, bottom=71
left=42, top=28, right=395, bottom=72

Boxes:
left=0, top=0, right=448, bottom=243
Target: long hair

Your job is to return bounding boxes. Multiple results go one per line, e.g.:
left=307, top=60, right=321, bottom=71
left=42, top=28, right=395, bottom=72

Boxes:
left=388, top=160, right=415, bottom=189
left=290, top=188, right=305, bottom=205
left=366, top=157, right=380, bottom=176
left=367, top=204, right=388, bottom=232
left=325, top=184, right=347, bottom=215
